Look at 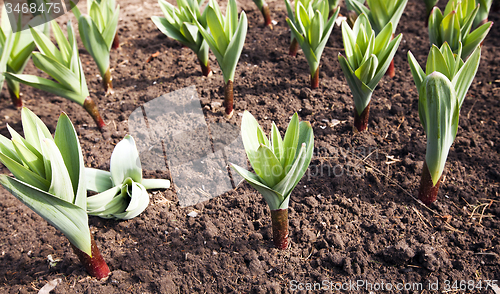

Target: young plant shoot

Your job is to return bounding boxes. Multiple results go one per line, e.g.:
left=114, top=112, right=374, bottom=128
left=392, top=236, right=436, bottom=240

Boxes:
left=4, top=21, right=106, bottom=131
left=193, top=0, right=248, bottom=118
left=0, top=108, right=110, bottom=279
left=423, top=0, right=439, bottom=21
left=85, top=135, right=171, bottom=219
left=72, top=0, right=120, bottom=95
left=473, top=0, right=493, bottom=28
left=231, top=111, right=314, bottom=249
left=408, top=43, right=481, bottom=206
left=0, top=6, right=50, bottom=107
left=252, top=0, right=273, bottom=29
left=429, top=0, right=492, bottom=59
left=346, top=0, right=408, bottom=77
left=285, top=0, right=339, bottom=88
left=152, top=0, right=212, bottom=76
left=338, top=14, right=402, bottom=132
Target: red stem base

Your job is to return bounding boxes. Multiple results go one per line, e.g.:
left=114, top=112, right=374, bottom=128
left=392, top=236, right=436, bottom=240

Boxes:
left=289, top=38, right=299, bottom=57
left=311, top=67, right=319, bottom=89
left=261, top=4, right=273, bottom=29
left=70, top=234, right=110, bottom=280
left=83, top=97, right=105, bottom=131
left=418, top=160, right=443, bottom=206
left=386, top=58, right=395, bottom=78
left=8, top=87, right=23, bottom=108
left=354, top=103, right=370, bottom=132
left=224, top=80, right=234, bottom=119
left=111, top=33, right=120, bottom=50
left=271, top=209, right=289, bottom=250
left=198, top=59, right=212, bottom=77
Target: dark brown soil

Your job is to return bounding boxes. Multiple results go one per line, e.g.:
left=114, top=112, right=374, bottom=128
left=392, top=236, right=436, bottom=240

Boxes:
left=1, top=0, right=499, bottom=293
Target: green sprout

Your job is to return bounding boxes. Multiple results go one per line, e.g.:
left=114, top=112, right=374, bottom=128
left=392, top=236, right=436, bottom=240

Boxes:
left=428, top=0, right=492, bottom=59
left=285, top=0, right=339, bottom=89
left=4, top=21, right=106, bottom=131
left=86, top=135, right=171, bottom=220
left=408, top=43, right=481, bottom=206
left=473, top=0, right=493, bottom=28
left=151, top=0, right=212, bottom=76
left=345, top=0, right=408, bottom=77
left=193, top=0, right=248, bottom=119
left=0, top=4, right=50, bottom=108
left=0, top=108, right=110, bottom=279
left=72, top=0, right=120, bottom=95
left=338, top=14, right=402, bottom=132
left=423, top=0, right=439, bottom=18
left=231, top=111, right=314, bottom=249
left=252, top=0, right=273, bottom=29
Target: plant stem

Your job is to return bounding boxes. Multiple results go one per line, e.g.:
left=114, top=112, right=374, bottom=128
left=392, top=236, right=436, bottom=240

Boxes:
left=261, top=3, right=273, bottom=29
left=385, top=34, right=395, bottom=78
left=83, top=96, right=105, bottom=130
left=418, top=160, right=443, bottom=206
left=111, top=33, right=120, bottom=50
left=103, top=67, right=114, bottom=96
left=310, top=67, right=319, bottom=89
left=289, top=38, right=299, bottom=57
left=271, top=209, right=289, bottom=250
left=71, top=234, right=110, bottom=280
left=8, top=86, right=23, bottom=108
left=354, top=102, right=370, bottom=132
left=198, top=58, right=212, bottom=77
left=224, top=80, right=234, bottom=119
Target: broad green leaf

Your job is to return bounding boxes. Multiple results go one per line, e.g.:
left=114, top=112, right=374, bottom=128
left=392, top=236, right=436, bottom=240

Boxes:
left=254, top=144, right=284, bottom=187
left=41, top=139, right=75, bottom=203
left=0, top=175, right=91, bottom=256
left=30, top=25, right=64, bottom=64
left=230, top=163, right=284, bottom=210
left=462, top=21, right=492, bottom=58
left=11, top=140, right=46, bottom=178
left=426, top=45, right=451, bottom=79
left=109, top=135, right=142, bottom=185
left=20, top=107, right=53, bottom=152
left=85, top=168, right=113, bottom=192
left=451, top=46, right=480, bottom=108
left=206, top=7, right=228, bottom=54
left=141, top=178, right=171, bottom=189
left=78, top=15, right=110, bottom=76
left=221, top=11, right=247, bottom=83
left=4, top=73, right=86, bottom=104
left=54, top=112, right=86, bottom=208
left=31, top=53, right=80, bottom=91
left=420, top=72, right=459, bottom=185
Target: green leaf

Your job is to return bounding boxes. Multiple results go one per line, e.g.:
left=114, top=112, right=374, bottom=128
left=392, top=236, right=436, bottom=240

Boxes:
left=0, top=175, right=91, bottom=255
left=282, top=113, right=299, bottom=172
left=4, top=73, right=86, bottom=105
left=407, top=50, right=426, bottom=93
left=87, top=185, right=124, bottom=215
left=230, top=163, right=284, bottom=210
left=221, top=11, right=247, bottom=83
left=426, top=45, right=451, bottom=79
left=11, top=139, right=46, bottom=178
left=85, top=168, right=113, bottom=192
left=451, top=46, right=481, bottom=109
left=206, top=6, right=228, bottom=54
left=20, top=107, right=53, bottom=152
left=254, top=144, right=284, bottom=187
left=31, top=53, right=80, bottom=92
left=462, top=21, right=492, bottom=58
left=41, top=139, right=75, bottom=203
left=338, top=54, right=373, bottom=115
left=30, top=24, right=64, bottom=64
left=420, top=72, right=459, bottom=186
left=271, top=122, right=283, bottom=163
left=78, top=15, right=110, bottom=76
left=141, top=178, right=171, bottom=189
left=109, top=135, right=143, bottom=185
left=54, top=112, right=86, bottom=208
